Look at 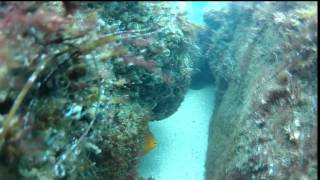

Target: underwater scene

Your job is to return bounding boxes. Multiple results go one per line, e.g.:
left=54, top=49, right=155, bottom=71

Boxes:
left=0, top=1, right=317, bottom=180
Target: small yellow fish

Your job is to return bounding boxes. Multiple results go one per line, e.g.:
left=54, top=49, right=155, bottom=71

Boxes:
left=143, top=129, right=157, bottom=155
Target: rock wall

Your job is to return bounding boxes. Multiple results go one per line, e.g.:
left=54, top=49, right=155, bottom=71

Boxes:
left=205, top=2, right=317, bottom=179
left=0, top=2, right=193, bottom=179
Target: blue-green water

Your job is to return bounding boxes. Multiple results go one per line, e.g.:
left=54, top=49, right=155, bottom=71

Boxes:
left=170, top=2, right=229, bottom=25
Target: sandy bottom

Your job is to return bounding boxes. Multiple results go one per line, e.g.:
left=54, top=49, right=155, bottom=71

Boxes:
left=138, top=85, right=215, bottom=180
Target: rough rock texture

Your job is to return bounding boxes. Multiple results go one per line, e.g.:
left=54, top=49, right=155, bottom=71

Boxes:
left=205, top=2, right=317, bottom=180
left=0, top=2, right=193, bottom=179
left=190, top=29, right=214, bottom=90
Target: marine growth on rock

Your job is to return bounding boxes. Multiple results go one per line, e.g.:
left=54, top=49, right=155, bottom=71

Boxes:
left=0, top=2, right=195, bottom=179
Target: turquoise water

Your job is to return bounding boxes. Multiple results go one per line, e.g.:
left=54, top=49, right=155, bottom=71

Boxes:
left=170, top=2, right=229, bottom=25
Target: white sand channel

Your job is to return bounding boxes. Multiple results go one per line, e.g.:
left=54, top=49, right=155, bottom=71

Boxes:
left=138, top=85, right=215, bottom=180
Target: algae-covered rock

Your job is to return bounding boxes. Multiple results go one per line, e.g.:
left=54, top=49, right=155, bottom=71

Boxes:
left=0, top=2, right=193, bottom=179
left=205, top=2, right=317, bottom=180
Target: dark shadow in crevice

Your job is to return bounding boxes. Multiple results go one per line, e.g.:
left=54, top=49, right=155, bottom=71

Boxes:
left=0, top=98, right=13, bottom=115
left=190, top=60, right=215, bottom=90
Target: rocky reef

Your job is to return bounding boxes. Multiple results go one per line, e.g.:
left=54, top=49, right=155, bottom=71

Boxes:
left=0, top=2, right=195, bottom=179
left=204, top=2, right=317, bottom=180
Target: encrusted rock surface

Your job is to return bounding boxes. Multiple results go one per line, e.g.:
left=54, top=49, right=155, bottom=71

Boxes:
left=204, top=2, right=317, bottom=180
left=0, top=2, right=194, bottom=179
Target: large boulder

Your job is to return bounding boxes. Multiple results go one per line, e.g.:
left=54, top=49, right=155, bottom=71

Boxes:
left=205, top=2, right=317, bottom=179
left=0, top=2, right=193, bottom=179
